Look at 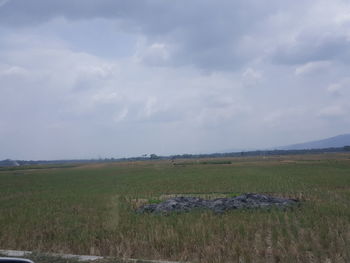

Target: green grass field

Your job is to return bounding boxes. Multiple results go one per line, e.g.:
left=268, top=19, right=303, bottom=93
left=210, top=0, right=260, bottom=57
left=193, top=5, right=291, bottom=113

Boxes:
left=1, top=154, right=350, bottom=263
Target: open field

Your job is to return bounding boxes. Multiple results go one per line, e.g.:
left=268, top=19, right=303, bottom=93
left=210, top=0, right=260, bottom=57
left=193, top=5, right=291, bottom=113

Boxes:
left=1, top=154, right=350, bottom=262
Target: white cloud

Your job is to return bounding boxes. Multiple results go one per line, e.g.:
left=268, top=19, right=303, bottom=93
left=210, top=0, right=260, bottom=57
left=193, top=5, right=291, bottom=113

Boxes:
left=335, top=13, right=350, bottom=25
left=137, top=42, right=171, bottom=66
left=143, top=96, right=158, bottom=118
left=113, top=108, right=128, bottom=123
left=327, top=78, right=350, bottom=95
left=0, top=0, right=9, bottom=8
left=319, top=105, right=345, bottom=117
left=295, top=61, right=331, bottom=76
left=263, top=108, right=306, bottom=126
left=242, top=68, right=262, bottom=88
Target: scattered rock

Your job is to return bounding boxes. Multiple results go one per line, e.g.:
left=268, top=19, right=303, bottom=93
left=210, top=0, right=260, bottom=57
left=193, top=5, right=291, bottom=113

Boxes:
left=136, top=193, right=299, bottom=214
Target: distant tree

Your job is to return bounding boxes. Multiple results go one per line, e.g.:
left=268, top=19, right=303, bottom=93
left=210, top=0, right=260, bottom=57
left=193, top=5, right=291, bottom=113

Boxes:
left=344, top=146, right=350, bottom=151
left=181, top=154, right=193, bottom=159
left=150, top=154, right=159, bottom=160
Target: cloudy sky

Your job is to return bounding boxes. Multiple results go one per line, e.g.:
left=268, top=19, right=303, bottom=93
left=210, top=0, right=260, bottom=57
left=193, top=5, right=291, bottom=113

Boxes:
left=1, top=0, right=350, bottom=160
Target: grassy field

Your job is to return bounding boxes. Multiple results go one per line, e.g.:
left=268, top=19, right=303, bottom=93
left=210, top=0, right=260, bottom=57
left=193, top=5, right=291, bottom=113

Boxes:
left=1, top=154, right=350, bottom=263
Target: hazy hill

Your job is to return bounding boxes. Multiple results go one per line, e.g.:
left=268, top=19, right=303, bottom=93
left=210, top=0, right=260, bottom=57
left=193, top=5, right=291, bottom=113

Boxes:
left=278, top=134, right=350, bottom=150
left=0, top=159, right=20, bottom=167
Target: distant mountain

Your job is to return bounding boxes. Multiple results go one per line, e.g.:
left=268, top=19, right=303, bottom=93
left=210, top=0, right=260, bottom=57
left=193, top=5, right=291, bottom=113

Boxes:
left=278, top=134, right=350, bottom=150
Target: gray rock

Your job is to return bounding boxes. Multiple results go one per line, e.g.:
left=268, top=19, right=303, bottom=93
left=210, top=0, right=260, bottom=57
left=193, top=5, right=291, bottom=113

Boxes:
left=136, top=193, right=299, bottom=214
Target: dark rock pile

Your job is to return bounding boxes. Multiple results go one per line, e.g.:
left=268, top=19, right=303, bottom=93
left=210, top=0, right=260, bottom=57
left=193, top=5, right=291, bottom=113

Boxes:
left=136, top=193, right=299, bottom=214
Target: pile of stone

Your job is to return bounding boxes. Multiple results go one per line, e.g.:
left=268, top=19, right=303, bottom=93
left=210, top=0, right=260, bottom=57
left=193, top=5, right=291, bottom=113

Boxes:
left=136, top=193, right=299, bottom=214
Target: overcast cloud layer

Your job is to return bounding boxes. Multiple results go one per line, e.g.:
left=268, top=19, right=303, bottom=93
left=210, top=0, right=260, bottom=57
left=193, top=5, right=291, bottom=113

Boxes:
left=1, top=0, right=350, bottom=160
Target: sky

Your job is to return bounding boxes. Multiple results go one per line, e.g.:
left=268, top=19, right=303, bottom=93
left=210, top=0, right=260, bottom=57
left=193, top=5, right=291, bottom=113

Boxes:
left=1, top=0, right=350, bottom=160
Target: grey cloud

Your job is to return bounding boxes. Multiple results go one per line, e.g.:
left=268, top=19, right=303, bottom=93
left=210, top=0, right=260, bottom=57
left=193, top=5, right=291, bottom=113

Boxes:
left=0, top=0, right=272, bottom=28
left=0, top=0, right=288, bottom=71
left=0, top=0, right=119, bottom=25
left=2, top=0, right=350, bottom=159
left=272, top=33, right=350, bottom=65
left=0, top=0, right=9, bottom=7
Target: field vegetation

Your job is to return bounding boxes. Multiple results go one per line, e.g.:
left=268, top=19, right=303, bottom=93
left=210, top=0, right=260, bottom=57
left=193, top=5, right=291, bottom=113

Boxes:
left=1, top=153, right=350, bottom=262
